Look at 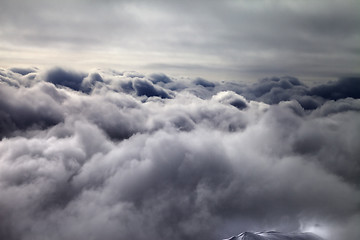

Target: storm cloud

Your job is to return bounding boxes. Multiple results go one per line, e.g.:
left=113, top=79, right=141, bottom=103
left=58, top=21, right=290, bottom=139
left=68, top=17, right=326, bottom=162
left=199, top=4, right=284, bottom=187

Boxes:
left=0, top=67, right=359, bottom=240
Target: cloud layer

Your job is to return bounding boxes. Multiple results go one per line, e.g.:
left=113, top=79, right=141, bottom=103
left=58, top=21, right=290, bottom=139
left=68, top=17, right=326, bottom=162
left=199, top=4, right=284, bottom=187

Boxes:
left=1, top=0, right=359, bottom=81
left=0, top=67, right=360, bottom=240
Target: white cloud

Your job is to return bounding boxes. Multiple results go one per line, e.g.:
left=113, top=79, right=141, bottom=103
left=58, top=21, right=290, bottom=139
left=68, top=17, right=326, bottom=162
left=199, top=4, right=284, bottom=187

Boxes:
left=0, top=67, right=359, bottom=239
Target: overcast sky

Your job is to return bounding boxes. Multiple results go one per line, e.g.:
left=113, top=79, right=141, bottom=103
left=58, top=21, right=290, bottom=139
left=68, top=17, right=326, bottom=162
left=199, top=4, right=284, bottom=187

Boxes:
left=0, top=0, right=359, bottom=82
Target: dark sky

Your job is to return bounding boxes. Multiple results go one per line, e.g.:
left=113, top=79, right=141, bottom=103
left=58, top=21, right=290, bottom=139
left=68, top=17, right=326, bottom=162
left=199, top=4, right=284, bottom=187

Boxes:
left=0, top=0, right=359, bottom=82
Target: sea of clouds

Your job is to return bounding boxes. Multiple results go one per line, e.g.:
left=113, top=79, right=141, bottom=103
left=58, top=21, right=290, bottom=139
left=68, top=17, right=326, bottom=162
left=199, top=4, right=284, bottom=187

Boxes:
left=0, top=67, right=359, bottom=240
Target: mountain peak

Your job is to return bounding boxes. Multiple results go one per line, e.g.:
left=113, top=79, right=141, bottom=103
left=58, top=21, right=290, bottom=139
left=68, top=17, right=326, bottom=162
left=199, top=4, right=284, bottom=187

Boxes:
left=223, top=231, right=323, bottom=240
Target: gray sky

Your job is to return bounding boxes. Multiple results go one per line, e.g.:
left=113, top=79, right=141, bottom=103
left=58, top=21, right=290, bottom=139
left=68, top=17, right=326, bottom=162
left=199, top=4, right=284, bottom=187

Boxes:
left=0, top=0, right=359, bottom=82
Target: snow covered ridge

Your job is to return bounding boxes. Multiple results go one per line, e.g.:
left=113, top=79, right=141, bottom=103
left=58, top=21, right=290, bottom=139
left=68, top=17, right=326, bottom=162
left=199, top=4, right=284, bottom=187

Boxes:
left=223, top=231, right=323, bottom=240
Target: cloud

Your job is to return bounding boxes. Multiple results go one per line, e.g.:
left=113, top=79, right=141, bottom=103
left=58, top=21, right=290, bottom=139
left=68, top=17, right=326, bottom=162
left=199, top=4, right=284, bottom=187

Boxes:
left=243, top=76, right=308, bottom=104
left=45, top=67, right=87, bottom=92
left=0, top=82, right=65, bottom=138
left=309, top=77, right=360, bottom=100
left=132, top=78, right=172, bottom=99
left=193, top=78, right=216, bottom=88
left=212, top=91, right=248, bottom=110
left=9, top=67, right=37, bottom=76
left=1, top=0, right=359, bottom=81
left=0, top=67, right=360, bottom=240
left=81, top=72, right=104, bottom=94
left=149, top=73, right=173, bottom=84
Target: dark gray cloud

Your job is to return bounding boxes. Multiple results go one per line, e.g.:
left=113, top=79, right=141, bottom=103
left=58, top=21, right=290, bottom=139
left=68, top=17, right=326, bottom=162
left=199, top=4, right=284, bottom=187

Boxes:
left=193, top=78, right=217, bottom=88
left=132, top=78, right=172, bottom=99
left=0, top=67, right=360, bottom=240
left=309, top=77, right=360, bottom=100
left=45, top=67, right=87, bottom=92
left=0, top=82, right=65, bottom=138
left=9, top=67, right=36, bottom=76
left=149, top=73, right=173, bottom=84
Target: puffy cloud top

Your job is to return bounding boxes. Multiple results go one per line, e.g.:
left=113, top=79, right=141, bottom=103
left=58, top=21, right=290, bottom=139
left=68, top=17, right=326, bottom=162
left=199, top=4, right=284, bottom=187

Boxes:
left=0, top=67, right=360, bottom=240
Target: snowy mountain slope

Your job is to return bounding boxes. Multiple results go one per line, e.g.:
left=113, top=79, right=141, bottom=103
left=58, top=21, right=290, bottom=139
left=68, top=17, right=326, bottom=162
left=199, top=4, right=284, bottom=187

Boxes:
left=224, top=231, right=323, bottom=240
